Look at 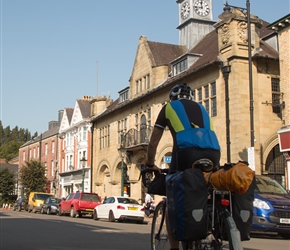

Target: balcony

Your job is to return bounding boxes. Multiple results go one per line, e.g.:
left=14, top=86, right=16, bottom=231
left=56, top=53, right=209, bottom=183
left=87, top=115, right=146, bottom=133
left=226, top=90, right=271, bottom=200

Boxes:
left=121, top=126, right=153, bottom=152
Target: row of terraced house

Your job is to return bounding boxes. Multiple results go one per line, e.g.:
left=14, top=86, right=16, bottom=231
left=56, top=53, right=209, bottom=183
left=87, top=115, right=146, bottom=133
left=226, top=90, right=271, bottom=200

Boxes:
left=18, top=2, right=290, bottom=203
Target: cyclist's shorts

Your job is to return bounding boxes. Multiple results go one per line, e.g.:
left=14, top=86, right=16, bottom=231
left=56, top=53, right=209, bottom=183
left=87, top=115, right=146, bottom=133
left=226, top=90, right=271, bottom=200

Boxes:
left=170, top=147, right=220, bottom=173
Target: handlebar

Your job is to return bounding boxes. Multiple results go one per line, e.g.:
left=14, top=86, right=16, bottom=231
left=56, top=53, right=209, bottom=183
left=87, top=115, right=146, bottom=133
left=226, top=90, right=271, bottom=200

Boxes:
left=139, top=164, right=169, bottom=189
left=140, top=163, right=169, bottom=174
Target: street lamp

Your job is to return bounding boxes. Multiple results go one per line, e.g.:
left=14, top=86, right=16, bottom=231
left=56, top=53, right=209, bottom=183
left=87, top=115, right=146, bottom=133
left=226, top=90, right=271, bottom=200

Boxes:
left=225, top=0, right=255, bottom=168
left=118, top=147, right=126, bottom=196
left=80, top=157, right=87, bottom=192
left=53, top=163, right=58, bottom=196
left=221, top=62, right=231, bottom=163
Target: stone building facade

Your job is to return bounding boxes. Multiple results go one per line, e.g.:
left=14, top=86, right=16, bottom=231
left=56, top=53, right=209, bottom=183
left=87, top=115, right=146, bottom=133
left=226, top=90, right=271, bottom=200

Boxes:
left=269, top=14, right=290, bottom=188
left=90, top=3, right=288, bottom=202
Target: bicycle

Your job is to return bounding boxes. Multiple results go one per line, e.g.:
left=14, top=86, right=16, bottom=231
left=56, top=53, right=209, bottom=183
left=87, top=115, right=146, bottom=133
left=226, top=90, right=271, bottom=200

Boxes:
left=141, top=159, right=243, bottom=250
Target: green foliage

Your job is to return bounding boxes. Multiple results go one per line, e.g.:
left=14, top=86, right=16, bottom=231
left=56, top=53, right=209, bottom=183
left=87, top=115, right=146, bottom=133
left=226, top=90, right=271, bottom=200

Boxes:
left=0, top=120, right=36, bottom=162
left=0, top=168, right=16, bottom=203
left=0, top=141, right=24, bottom=162
left=19, top=160, right=48, bottom=199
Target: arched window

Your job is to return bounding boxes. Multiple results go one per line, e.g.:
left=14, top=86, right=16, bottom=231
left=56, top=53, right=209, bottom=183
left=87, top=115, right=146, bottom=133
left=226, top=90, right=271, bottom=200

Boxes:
left=265, top=144, right=287, bottom=186
left=140, top=115, right=147, bottom=143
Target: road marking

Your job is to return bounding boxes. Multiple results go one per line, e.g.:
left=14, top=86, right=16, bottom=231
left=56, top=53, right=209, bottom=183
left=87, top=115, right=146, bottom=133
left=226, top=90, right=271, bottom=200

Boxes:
left=91, top=229, right=119, bottom=233
left=75, top=224, right=96, bottom=229
left=48, top=220, right=61, bottom=223
left=18, top=214, right=32, bottom=218
left=75, top=224, right=118, bottom=233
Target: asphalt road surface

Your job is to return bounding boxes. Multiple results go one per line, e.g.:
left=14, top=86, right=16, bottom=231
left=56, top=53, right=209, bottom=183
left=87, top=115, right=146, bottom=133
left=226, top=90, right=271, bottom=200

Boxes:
left=1, top=209, right=289, bottom=250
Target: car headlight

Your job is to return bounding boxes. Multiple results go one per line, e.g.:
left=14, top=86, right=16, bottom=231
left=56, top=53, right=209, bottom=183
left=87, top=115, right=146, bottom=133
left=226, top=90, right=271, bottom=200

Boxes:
left=51, top=205, right=57, bottom=210
left=253, top=198, right=270, bottom=210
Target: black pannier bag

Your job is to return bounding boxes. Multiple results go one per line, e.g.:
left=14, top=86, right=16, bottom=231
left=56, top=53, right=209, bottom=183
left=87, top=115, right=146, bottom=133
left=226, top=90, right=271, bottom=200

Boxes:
left=139, top=165, right=167, bottom=196
left=147, top=171, right=166, bottom=196
left=166, top=168, right=208, bottom=242
left=232, top=176, right=256, bottom=241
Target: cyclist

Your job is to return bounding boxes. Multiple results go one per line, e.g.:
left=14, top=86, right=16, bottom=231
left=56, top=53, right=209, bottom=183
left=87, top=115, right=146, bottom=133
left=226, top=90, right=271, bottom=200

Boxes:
left=145, top=83, right=221, bottom=250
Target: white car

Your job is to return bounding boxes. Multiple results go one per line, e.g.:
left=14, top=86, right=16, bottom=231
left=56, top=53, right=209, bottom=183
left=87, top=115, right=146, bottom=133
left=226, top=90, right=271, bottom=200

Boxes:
left=93, top=196, right=145, bottom=223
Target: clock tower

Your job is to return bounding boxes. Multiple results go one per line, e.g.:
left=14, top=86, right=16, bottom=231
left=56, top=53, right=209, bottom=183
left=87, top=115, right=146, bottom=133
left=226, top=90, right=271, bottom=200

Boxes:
left=177, top=0, right=216, bottom=49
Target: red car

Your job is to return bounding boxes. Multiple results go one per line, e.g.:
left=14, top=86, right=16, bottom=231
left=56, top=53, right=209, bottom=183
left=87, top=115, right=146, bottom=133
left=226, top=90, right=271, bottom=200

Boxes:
left=58, top=192, right=101, bottom=218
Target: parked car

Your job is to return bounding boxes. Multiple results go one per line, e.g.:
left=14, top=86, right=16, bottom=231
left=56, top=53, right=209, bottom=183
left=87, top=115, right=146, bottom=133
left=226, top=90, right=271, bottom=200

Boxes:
left=41, top=197, right=62, bottom=215
left=252, top=175, right=290, bottom=239
left=58, top=192, right=102, bottom=218
left=93, top=196, right=145, bottom=223
left=28, top=192, right=54, bottom=213
left=13, top=197, right=27, bottom=211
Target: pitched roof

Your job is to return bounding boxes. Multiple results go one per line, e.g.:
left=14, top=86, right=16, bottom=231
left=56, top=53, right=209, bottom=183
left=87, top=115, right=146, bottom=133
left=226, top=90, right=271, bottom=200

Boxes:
left=20, top=126, right=59, bottom=148
left=92, top=19, right=279, bottom=121
left=66, top=108, right=74, bottom=124
left=147, top=41, right=186, bottom=66
left=187, top=30, right=220, bottom=71
left=77, top=99, right=91, bottom=119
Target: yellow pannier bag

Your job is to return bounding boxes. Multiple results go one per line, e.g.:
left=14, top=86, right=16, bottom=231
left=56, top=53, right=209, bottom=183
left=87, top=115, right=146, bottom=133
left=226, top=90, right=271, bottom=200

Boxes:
left=204, top=161, right=255, bottom=194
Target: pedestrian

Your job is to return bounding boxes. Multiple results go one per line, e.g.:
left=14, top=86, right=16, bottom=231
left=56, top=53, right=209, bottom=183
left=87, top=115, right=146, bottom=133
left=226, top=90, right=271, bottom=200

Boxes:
left=144, top=193, right=154, bottom=217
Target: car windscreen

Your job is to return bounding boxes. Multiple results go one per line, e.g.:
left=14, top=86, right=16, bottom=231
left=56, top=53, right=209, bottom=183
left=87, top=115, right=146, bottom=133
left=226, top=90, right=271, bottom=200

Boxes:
left=50, top=198, right=61, bottom=204
left=81, top=194, right=101, bottom=202
left=255, top=176, right=288, bottom=195
left=35, top=194, right=53, bottom=200
left=117, top=197, right=139, bottom=205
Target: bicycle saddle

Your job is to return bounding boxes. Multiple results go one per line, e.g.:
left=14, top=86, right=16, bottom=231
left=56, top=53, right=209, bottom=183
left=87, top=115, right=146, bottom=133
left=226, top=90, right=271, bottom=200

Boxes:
left=192, top=158, right=214, bottom=172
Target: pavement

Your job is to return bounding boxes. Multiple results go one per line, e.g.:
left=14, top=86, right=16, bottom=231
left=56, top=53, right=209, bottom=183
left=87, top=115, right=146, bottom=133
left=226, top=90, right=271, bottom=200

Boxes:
left=144, top=216, right=153, bottom=224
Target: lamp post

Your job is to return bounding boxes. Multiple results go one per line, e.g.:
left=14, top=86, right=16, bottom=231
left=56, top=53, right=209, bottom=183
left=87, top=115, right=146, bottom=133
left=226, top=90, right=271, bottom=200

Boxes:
left=80, top=157, right=87, bottom=192
left=118, top=147, right=126, bottom=196
left=226, top=1, right=254, bottom=166
left=221, top=62, right=231, bottom=163
left=53, top=163, right=58, bottom=196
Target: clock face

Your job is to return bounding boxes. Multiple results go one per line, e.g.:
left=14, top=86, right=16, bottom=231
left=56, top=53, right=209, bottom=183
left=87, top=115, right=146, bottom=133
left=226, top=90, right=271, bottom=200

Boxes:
left=181, top=1, right=190, bottom=20
left=194, top=0, right=210, bottom=17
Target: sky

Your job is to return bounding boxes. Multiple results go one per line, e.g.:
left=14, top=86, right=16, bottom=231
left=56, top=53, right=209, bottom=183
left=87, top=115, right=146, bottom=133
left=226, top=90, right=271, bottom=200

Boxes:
left=1, top=0, right=289, bottom=135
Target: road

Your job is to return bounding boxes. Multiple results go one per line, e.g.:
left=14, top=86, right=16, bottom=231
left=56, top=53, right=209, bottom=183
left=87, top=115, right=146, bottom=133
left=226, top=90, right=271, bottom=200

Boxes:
left=0, top=209, right=289, bottom=250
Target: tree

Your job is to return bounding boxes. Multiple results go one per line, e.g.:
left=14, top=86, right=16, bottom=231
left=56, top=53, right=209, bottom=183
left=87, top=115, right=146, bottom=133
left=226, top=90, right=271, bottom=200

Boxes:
left=0, top=168, right=16, bottom=204
left=0, top=141, right=23, bottom=162
left=0, top=121, right=4, bottom=146
left=19, top=160, right=48, bottom=199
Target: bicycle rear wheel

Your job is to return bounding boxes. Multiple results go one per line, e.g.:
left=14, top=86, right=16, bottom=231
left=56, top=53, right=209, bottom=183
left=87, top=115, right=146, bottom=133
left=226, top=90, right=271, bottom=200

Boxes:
left=151, top=200, right=170, bottom=250
left=211, top=207, right=242, bottom=250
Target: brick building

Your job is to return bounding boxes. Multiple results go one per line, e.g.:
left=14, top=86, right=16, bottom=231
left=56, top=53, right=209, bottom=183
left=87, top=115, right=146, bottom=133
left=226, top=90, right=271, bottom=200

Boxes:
left=18, top=122, right=60, bottom=196
left=58, top=97, right=92, bottom=198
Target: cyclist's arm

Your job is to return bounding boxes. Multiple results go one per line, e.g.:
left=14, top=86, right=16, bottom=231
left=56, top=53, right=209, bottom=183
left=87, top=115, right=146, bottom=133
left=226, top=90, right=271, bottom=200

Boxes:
left=146, top=126, right=164, bottom=167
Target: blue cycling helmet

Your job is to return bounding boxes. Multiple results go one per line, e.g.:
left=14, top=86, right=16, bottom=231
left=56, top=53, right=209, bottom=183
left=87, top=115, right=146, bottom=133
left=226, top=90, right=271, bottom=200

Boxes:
left=169, top=83, right=194, bottom=100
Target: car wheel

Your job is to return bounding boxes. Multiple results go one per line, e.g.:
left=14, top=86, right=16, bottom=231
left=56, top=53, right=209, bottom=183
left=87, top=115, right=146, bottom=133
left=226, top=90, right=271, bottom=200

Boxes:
left=58, top=207, right=62, bottom=216
left=41, top=207, right=44, bottom=214
left=70, top=207, right=76, bottom=218
left=47, top=208, right=51, bottom=215
left=93, top=210, right=99, bottom=220
left=108, top=210, right=115, bottom=222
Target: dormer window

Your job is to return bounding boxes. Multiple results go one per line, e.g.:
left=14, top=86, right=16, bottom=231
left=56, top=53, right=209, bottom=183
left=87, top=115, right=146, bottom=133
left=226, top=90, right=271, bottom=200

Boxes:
left=171, top=53, right=201, bottom=76
left=173, top=58, right=188, bottom=76
left=119, top=87, right=130, bottom=103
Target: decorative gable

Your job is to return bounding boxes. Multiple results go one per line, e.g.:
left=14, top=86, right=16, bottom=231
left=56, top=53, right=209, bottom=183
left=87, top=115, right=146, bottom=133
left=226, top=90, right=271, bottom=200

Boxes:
left=59, top=108, right=73, bottom=133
